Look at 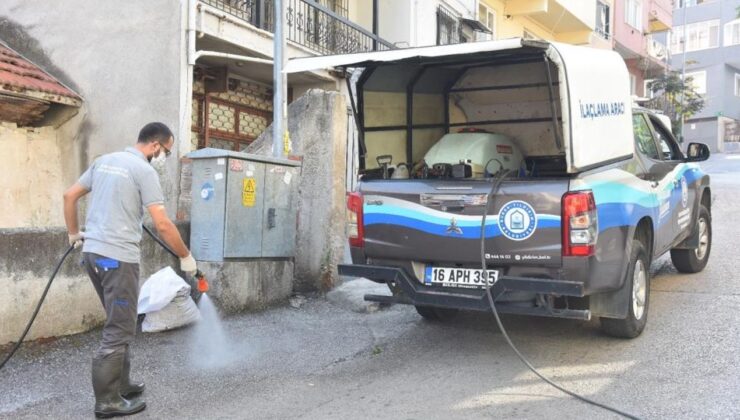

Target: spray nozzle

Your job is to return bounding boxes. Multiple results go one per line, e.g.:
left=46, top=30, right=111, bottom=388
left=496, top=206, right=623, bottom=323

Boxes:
left=195, top=271, right=209, bottom=294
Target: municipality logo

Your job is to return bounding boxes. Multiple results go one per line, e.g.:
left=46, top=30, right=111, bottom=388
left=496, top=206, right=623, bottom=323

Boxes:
left=446, top=217, right=463, bottom=235
left=498, top=200, right=537, bottom=241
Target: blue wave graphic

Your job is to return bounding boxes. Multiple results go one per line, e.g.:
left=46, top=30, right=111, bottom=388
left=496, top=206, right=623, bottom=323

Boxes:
left=362, top=165, right=705, bottom=238
left=364, top=213, right=560, bottom=239
left=580, top=165, right=703, bottom=231
left=596, top=202, right=655, bottom=231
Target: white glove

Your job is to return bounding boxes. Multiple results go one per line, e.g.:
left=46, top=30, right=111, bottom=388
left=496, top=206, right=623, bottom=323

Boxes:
left=68, top=231, right=84, bottom=249
left=180, top=253, right=197, bottom=275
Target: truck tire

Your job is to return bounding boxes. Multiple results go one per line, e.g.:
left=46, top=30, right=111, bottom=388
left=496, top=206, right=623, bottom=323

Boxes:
left=600, top=240, right=650, bottom=339
left=670, top=205, right=711, bottom=273
left=415, top=305, right=458, bottom=322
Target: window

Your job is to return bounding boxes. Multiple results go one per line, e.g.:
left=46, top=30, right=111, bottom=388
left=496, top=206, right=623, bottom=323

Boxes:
left=596, top=1, right=611, bottom=39
left=437, top=6, right=461, bottom=45
left=684, top=70, right=706, bottom=95
left=644, top=79, right=657, bottom=98
left=649, top=116, right=681, bottom=161
left=318, top=0, right=348, bottom=17
left=725, top=19, right=740, bottom=47
left=670, top=20, right=720, bottom=54
left=677, top=0, right=714, bottom=7
left=735, top=73, right=740, bottom=97
left=633, top=114, right=660, bottom=160
left=626, top=0, right=642, bottom=30
left=477, top=3, right=496, bottom=41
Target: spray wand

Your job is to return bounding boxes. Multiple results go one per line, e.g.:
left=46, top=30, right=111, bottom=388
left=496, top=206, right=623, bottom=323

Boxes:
left=141, top=225, right=209, bottom=296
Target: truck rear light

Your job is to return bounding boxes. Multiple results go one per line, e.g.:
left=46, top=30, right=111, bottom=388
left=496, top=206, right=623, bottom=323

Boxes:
left=570, top=213, right=592, bottom=229
left=562, top=191, right=598, bottom=257
left=570, top=230, right=593, bottom=244
left=347, top=192, right=364, bottom=248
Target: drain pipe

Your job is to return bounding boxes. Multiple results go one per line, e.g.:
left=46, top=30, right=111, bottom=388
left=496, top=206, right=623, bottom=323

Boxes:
left=181, top=0, right=198, bottom=157
left=177, top=0, right=198, bottom=158
left=188, top=0, right=197, bottom=66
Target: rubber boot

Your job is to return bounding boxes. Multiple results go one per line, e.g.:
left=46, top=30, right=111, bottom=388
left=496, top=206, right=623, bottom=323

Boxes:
left=92, top=351, right=146, bottom=418
left=120, top=345, right=145, bottom=398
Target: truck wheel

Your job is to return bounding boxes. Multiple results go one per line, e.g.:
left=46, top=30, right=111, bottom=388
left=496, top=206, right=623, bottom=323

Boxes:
left=670, top=205, right=711, bottom=273
left=600, top=240, right=650, bottom=339
left=415, top=305, right=458, bottom=322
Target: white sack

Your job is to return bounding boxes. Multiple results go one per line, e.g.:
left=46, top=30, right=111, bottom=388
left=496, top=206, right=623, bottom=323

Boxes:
left=142, top=289, right=201, bottom=333
left=138, top=267, right=191, bottom=314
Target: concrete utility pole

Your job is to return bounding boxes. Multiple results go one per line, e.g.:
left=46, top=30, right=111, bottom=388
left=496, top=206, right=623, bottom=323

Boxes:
left=372, top=0, right=379, bottom=50
left=273, top=0, right=288, bottom=157
left=679, top=0, right=688, bottom=142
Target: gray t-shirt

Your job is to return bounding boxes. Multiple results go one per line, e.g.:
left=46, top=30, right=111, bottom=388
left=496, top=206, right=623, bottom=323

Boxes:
left=78, top=147, right=164, bottom=263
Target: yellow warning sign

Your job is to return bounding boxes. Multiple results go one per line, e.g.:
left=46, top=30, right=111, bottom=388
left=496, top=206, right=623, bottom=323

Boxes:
left=242, top=178, right=256, bottom=207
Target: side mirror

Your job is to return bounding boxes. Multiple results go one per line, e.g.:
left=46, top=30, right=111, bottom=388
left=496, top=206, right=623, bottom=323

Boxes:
left=685, top=143, right=710, bottom=162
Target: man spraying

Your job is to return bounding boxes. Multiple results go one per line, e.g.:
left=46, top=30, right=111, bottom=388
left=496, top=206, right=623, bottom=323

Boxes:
left=63, top=122, right=197, bottom=418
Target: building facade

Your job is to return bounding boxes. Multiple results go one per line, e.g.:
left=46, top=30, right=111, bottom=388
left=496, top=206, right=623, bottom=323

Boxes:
left=0, top=0, right=395, bottom=224
left=668, top=0, right=740, bottom=151
left=610, top=0, right=673, bottom=98
left=0, top=42, right=82, bottom=228
left=477, top=0, right=600, bottom=47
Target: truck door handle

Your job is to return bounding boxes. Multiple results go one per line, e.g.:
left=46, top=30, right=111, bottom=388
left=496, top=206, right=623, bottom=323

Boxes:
left=442, top=205, right=464, bottom=212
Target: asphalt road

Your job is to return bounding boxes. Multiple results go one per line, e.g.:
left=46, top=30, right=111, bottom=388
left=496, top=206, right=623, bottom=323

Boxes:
left=1, top=154, right=738, bottom=420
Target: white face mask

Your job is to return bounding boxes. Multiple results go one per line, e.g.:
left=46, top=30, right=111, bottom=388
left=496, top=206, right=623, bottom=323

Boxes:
left=150, top=151, right=167, bottom=169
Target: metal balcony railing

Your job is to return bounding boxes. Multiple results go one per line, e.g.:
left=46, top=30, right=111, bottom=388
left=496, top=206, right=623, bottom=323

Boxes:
left=595, top=26, right=611, bottom=40
left=201, top=0, right=395, bottom=55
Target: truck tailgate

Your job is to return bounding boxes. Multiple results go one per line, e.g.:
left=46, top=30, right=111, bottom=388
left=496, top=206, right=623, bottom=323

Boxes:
left=359, top=179, right=568, bottom=267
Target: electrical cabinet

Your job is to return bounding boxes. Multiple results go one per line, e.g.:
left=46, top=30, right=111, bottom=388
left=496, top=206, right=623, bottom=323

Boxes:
left=188, top=148, right=300, bottom=261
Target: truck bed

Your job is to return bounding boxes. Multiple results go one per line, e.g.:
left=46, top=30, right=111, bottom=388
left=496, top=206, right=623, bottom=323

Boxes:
left=358, top=177, right=570, bottom=269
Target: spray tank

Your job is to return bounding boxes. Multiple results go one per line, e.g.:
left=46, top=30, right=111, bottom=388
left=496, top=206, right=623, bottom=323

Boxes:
left=423, top=131, right=523, bottom=177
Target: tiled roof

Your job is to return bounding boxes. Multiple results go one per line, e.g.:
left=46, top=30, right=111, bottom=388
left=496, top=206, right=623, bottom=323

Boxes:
left=0, top=43, right=80, bottom=101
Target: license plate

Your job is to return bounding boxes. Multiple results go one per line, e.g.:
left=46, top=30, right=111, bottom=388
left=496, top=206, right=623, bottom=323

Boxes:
left=424, top=267, right=499, bottom=289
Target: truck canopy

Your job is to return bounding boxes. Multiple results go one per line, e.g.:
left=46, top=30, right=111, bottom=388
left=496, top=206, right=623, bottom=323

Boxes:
left=285, top=39, right=633, bottom=173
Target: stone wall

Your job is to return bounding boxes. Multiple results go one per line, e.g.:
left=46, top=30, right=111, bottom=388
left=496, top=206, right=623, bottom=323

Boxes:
left=0, top=122, right=68, bottom=228
left=246, top=89, right=349, bottom=291
left=0, top=0, right=185, bottom=215
left=0, top=224, right=188, bottom=346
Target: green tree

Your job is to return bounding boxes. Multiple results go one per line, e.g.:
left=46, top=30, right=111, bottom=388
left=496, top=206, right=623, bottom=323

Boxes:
left=646, top=70, right=705, bottom=140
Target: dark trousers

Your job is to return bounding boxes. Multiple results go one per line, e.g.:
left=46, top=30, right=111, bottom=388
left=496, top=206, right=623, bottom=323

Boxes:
left=83, top=252, right=140, bottom=358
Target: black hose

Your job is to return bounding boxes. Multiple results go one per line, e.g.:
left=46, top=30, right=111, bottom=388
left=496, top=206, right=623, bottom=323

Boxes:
left=479, top=173, right=640, bottom=420
left=0, top=245, right=75, bottom=371
left=142, top=225, right=205, bottom=302
left=1, top=226, right=189, bottom=372
left=142, top=224, right=178, bottom=258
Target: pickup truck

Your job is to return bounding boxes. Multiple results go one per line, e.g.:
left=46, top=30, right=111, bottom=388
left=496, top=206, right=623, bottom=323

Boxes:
left=287, top=39, right=712, bottom=338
